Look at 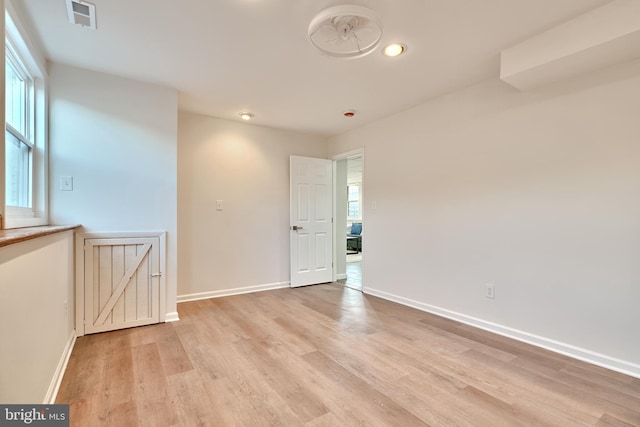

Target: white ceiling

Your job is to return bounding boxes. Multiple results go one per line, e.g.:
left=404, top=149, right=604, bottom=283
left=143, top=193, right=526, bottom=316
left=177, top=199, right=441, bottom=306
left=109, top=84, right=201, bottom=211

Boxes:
left=15, top=0, right=609, bottom=137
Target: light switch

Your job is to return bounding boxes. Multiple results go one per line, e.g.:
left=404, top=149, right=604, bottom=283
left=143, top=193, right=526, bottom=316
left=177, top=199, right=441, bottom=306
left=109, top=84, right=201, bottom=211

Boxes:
left=60, top=176, right=73, bottom=191
left=216, top=200, right=223, bottom=211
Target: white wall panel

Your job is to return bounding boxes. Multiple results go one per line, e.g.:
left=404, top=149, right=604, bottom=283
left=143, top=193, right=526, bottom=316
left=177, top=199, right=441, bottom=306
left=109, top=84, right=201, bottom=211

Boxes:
left=48, top=63, right=178, bottom=320
left=0, top=232, right=75, bottom=403
left=328, top=60, right=640, bottom=375
left=177, top=113, right=327, bottom=297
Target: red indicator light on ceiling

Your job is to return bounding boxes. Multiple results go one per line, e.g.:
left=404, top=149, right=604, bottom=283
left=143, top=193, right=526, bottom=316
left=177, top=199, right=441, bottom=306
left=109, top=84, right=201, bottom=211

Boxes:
left=343, top=110, right=355, bottom=117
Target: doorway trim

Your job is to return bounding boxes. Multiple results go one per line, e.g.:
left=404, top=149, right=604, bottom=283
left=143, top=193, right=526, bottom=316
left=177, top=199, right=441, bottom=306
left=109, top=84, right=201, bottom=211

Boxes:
left=331, top=148, right=365, bottom=286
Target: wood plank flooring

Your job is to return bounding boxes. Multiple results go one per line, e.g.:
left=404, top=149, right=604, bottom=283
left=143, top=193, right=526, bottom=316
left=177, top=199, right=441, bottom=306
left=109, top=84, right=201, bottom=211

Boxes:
left=56, top=284, right=640, bottom=426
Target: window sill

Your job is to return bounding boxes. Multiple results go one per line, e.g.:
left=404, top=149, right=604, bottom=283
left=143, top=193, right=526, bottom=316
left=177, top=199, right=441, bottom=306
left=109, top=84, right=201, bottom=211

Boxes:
left=0, top=225, right=80, bottom=248
left=4, top=217, right=48, bottom=229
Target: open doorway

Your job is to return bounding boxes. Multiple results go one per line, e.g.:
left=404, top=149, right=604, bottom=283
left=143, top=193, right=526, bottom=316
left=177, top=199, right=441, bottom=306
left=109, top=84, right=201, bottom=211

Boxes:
left=333, top=150, right=363, bottom=291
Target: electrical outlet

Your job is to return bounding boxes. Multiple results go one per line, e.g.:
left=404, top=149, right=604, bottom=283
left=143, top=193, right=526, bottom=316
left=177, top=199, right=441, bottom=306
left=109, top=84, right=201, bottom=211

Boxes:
left=486, top=284, right=495, bottom=299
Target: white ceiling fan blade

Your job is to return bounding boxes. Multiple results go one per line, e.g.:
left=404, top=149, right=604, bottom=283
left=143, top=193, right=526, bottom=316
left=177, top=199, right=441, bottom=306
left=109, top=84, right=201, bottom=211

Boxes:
left=308, top=5, right=382, bottom=59
left=354, top=25, right=379, bottom=35
left=310, top=22, right=338, bottom=40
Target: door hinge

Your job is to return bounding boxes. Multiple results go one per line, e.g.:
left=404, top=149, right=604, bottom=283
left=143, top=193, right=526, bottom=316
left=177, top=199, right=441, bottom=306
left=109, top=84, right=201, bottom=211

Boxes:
left=151, top=273, right=162, bottom=277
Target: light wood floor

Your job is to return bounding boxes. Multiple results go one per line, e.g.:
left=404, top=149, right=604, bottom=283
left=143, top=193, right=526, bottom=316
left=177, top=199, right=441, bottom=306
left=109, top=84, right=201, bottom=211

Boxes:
left=56, top=284, right=640, bottom=426
left=338, top=260, right=362, bottom=290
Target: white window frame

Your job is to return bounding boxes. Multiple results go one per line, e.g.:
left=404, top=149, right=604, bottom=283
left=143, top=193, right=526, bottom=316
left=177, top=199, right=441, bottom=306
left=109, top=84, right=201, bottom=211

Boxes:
left=3, top=4, right=48, bottom=229
left=5, top=43, right=34, bottom=215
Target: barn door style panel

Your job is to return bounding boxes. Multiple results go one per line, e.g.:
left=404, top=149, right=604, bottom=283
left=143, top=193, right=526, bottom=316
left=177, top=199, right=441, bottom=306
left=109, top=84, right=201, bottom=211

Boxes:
left=77, top=233, right=166, bottom=335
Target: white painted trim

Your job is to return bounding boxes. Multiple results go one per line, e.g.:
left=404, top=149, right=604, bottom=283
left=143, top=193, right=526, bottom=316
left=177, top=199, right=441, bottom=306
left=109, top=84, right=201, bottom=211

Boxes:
left=178, top=281, right=290, bottom=303
left=80, top=231, right=168, bottom=239
left=4, top=3, right=50, bottom=230
left=363, top=287, right=640, bottom=380
left=75, top=233, right=85, bottom=336
left=331, top=160, right=338, bottom=282
left=331, top=147, right=365, bottom=286
left=44, top=330, right=76, bottom=404
left=5, top=0, right=47, bottom=74
left=158, top=232, right=167, bottom=322
left=165, top=312, right=180, bottom=322
left=330, top=148, right=364, bottom=161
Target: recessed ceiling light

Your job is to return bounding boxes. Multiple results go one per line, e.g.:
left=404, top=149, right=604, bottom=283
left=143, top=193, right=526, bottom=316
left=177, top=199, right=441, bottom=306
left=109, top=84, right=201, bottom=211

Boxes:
left=382, top=43, right=406, bottom=57
left=239, top=112, right=254, bottom=121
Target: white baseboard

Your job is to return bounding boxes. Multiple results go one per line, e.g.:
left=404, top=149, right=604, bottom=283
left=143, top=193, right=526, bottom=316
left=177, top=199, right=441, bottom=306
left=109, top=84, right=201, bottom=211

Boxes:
left=165, top=312, right=180, bottom=322
left=336, top=273, right=347, bottom=280
left=363, top=287, right=640, bottom=379
left=44, top=330, right=77, bottom=404
left=177, top=281, right=290, bottom=303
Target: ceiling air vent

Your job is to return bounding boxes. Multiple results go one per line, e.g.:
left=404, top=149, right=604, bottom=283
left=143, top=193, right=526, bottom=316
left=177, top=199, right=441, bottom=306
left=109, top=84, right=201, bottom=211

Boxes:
left=66, top=0, right=96, bottom=30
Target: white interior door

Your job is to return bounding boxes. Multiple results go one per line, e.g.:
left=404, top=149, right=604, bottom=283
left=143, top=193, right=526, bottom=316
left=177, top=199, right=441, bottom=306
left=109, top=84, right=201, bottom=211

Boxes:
left=290, top=156, right=333, bottom=287
left=82, top=236, right=162, bottom=334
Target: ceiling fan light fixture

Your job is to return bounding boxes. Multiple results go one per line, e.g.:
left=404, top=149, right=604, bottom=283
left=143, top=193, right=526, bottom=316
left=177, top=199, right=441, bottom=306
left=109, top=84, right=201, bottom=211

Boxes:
left=308, top=5, right=383, bottom=59
left=382, top=43, right=406, bottom=57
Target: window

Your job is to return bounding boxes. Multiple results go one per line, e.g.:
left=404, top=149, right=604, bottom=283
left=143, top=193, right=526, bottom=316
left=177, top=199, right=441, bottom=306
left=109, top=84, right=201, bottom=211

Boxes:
left=5, top=46, right=33, bottom=211
left=3, top=5, right=47, bottom=228
left=348, top=184, right=360, bottom=219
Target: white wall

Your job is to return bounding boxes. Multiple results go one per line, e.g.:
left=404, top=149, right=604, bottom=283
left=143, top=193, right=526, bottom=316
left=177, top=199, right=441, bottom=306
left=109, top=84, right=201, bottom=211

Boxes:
left=328, top=60, right=640, bottom=376
left=178, top=112, right=327, bottom=298
left=48, top=63, right=179, bottom=319
left=0, top=232, right=75, bottom=403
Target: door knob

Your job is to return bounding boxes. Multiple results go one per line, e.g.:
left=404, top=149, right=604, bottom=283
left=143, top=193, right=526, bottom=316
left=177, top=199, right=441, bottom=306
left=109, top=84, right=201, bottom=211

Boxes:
left=291, top=225, right=304, bottom=231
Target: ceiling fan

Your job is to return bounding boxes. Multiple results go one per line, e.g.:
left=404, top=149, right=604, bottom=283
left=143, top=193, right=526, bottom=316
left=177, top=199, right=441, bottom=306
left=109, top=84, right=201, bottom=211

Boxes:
left=308, top=5, right=383, bottom=59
